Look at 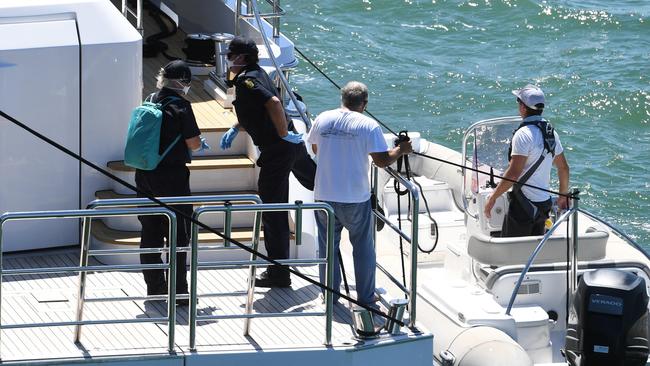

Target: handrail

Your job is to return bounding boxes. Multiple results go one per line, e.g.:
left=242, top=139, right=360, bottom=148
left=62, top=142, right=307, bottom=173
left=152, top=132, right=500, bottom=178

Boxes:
left=86, top=195, right=335, bottom=347
left=0, top=207, right=177, bottom=355
left=79, top=194, right=263, bottom=344
left=188, top=202, right=335, bottom=349
left=371, top=165, right=420, bottom=326
left=86, top=194, right=263, bottom=209
left=460, top=116, right=521, bottom=219
left=248, top=0, right=312, bottom=130
left=505, top=206, right=578, bottom=315
left=236, top=0, right=286, bottom=38
left=121, top=0, right=143, bottom=35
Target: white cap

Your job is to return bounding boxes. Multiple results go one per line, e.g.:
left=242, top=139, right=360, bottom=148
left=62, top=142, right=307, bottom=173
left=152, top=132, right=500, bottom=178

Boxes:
left=512, top=84, right=545, bottom=110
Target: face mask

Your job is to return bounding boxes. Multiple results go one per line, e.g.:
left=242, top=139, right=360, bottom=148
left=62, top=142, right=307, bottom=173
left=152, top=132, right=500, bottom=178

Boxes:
left=227, top=55, right=246, bottom=69
left=172, top=80, right=190, bottom=95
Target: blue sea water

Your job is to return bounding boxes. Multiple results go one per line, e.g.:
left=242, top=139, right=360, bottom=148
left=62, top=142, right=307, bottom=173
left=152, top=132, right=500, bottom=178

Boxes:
left=281, top=0, right=650, bottom=247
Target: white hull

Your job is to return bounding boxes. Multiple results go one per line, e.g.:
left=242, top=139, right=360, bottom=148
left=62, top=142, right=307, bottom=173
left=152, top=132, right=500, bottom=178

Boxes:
left=371, top=134, right=650, bottom=365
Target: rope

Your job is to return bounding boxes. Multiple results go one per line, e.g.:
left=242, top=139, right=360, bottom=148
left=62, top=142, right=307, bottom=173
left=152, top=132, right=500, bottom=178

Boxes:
left=0, top=108, right=404, bottom=327
left=141, top=0, right=181, bottom=60
left=293, top=46, right=577, bottom=202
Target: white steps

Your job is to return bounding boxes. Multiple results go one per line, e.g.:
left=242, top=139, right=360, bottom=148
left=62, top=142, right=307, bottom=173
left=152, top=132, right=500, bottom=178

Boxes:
left=106, top=155, right=257, bottom=194
left=95, top=189, right=259, bottom=231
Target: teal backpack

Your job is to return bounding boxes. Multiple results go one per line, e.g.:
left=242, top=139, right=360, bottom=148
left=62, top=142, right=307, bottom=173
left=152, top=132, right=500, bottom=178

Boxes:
left=124, top=94, right=182, bottom=170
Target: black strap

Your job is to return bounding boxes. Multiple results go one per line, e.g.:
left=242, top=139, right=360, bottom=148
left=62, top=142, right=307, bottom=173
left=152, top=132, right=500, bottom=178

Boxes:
left=508, top=120, right=556, bottom=160
left=519, top=120, right=556, bottom=157
left=152, top=93, right=184, bottom=157
left=512, top=151, right=546, bottom=193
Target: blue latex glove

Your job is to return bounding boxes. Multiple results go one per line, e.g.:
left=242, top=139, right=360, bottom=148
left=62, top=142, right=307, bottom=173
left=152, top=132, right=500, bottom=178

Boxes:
left=192, top=136, right=210, bottom=155
left=282, top=131, right=303, bottom=144
left=199, top=136, right=210, bottom=151
left=220, top=127, right=239, bottom=150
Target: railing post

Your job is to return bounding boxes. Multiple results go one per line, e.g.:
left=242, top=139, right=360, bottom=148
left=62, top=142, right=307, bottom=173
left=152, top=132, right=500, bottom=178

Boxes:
left=569, top=191, right=580, bottom=300
left=235, top=0, right=242, bottom=36
left=294, top=200, right=303, bottom=246
left=74, top=217, right=93, bottom=343
left=244, top=210, right=263, bottom=335
left=505, top=208, right=575, bottom=315
left=189, top=213, right=200, bottom=351
left=409, top=186, right=419, bottom=327
left=224, top=202, right=232, bottom=247
left=0, top=218, right=4, bottom=360
left=166, top=213, right=178, bottom=353
left=272, top=0, right=280, bottom=38
left=325, top=206, right=335, bottom=346
left=136, top=0, right=143, bottom=35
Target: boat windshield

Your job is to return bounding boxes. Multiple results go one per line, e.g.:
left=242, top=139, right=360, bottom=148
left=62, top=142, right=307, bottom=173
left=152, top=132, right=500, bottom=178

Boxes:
left=463, top=117, right=521, bottom=189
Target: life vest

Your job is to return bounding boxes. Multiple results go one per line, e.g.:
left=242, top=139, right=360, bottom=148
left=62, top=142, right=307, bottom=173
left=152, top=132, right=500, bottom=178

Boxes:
left=508, top=119, right=557, bottom=160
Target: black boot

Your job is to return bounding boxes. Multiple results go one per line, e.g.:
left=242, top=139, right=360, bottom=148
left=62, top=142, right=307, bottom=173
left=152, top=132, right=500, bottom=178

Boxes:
left=255, top=265, right=291, bottom=288
left=143, top=269, right=167, bottom=296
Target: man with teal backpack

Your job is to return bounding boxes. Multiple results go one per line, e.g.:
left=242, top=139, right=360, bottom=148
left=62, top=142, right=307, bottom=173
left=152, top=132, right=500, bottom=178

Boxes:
left=126, top=60, right=206, bottom=305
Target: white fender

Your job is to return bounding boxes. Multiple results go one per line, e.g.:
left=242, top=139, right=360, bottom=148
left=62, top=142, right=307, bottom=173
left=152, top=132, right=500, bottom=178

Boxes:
left=441, top=326, right=533, bottom=366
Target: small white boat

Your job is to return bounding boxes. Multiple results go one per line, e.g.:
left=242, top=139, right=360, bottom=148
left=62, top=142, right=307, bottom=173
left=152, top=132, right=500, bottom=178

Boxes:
left=370, top=118, right=650, bottom=365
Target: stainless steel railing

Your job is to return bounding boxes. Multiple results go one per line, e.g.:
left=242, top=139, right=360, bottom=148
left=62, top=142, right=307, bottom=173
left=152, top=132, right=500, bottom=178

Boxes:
left=505, top=201, right=580, bottom=315
left=236, top=0, right=285, bottom=38
left=85, top=195, right=335, bottom=347
left=0, top=207, right=178, bottom=354
left=188, top=202, right=335, bottom=349
left=121, top=0, right=143, bottom=35
left=370, top=165, right=420, bottom=326
left=76, top=195, right=263, bottom=344
left=0, top=194, right=336, bottom=356
left=235, top=0, right=311, bottom=131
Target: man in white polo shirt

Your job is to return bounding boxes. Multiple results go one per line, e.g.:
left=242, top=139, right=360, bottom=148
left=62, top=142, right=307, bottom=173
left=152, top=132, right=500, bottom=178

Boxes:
left=307, top=81, right=412, bottom=306
left=484, top=84, right=570, bottom=237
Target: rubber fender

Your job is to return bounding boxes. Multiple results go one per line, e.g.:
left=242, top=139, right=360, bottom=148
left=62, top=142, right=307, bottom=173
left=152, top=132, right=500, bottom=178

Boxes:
left=443, top=326, right=533, bottom=366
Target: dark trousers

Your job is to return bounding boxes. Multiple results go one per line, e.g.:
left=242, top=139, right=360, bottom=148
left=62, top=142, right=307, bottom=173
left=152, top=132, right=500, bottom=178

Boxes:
left=257, top=141, right=316, bottom=277
left=501, top=198, right=553, bottom=237
left=135, top=165, right=192, bottom=294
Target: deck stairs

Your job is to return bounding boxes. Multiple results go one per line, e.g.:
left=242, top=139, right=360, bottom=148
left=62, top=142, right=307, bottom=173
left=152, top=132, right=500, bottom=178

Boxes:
left=89, top=8, right=317, bottom=265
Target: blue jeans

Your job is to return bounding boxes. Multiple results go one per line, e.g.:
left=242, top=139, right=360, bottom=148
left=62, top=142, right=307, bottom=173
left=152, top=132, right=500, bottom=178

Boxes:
left=315, top=199, right=376, bottom=306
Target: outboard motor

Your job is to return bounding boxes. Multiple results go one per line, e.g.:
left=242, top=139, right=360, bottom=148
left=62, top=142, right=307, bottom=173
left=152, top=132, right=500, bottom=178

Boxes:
left=565, top=269, right=649, bottom=366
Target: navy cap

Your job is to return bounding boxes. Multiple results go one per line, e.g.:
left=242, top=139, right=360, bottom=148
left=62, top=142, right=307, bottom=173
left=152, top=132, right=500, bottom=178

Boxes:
left=162, top=60, right=191, bottom=83
left=228, top=36, right=258, bottom=55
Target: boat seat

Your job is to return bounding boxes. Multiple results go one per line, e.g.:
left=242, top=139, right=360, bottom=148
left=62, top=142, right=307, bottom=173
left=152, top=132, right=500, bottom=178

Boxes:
left=468, top=229, right=608, bottom=266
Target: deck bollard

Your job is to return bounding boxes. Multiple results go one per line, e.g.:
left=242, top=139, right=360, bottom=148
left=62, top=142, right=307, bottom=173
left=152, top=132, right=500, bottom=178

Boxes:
left=385, top=298, right=409, bottom=335
left=352, top=306, right=379, bottom=339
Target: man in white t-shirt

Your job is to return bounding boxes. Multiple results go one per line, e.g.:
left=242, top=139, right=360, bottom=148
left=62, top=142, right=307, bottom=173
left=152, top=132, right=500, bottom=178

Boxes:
left=307, top=81, right=412, bottom=306
left=484, top=84, right=570, bottom=237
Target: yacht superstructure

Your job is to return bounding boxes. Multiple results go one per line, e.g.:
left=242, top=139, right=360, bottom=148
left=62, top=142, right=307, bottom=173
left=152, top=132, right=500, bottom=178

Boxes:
left=0, top=0, right=433, bottom=364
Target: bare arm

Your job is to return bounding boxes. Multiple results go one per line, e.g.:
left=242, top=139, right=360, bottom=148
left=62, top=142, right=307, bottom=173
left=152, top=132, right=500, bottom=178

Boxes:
left=185, top=136, right=201, bottom=151
left=370, top=140, right=413, bottom=168
left=264, top=96, right=289, bottom=137
left=553, top=152, right=570, bottom=209
left=312, top=144, right=318, bottom=154
left=484, top=155, right=527, bottom=218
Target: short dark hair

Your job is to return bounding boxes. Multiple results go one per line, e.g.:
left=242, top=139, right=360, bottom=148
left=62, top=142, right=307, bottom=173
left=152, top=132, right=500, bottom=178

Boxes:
left=518, top=98, right=544, bottom=115
left=228, top=36, right=259, bottom=65
left=242, top=53, right=259, bottom=65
